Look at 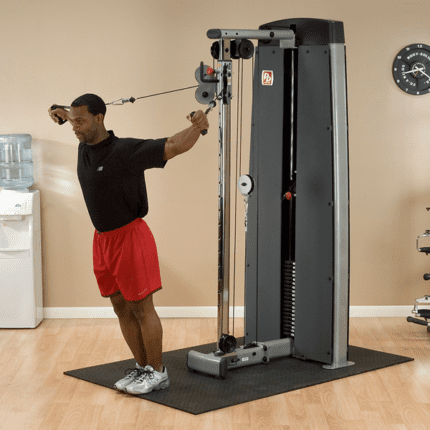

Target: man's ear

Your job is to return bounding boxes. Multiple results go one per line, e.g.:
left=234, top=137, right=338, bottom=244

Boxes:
left=95, top=113, right=105, bottom=124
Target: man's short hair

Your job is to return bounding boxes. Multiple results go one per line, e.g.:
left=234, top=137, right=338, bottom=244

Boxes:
left=71, top=94, right=106, bottom=117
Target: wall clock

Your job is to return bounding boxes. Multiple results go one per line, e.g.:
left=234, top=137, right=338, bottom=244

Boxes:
left=392, top=44, right=430, bottom=95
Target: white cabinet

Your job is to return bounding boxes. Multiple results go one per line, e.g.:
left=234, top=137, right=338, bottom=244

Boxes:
left=0, top=189, right=43, bottom=328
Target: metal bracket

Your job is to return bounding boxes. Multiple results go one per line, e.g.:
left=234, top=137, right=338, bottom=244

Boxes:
left=199, top=61, right=219, bottom=83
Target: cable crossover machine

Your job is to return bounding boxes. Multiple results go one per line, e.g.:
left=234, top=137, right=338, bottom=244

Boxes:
left=187, top=18, right=354, bottom=378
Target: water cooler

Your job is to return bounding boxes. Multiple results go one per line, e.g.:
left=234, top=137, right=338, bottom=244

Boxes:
left=0, top=134, right=43, bottom=328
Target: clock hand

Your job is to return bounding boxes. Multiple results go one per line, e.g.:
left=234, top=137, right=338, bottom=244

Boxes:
left=403, top=68, right=421, bottom=75
left=417, top=68, right=430, bottom=80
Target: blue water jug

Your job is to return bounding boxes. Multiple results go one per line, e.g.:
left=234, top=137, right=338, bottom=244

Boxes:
left=0, top=134, right=34, bottom=189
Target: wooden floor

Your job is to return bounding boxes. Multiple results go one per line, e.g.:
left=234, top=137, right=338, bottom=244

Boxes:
left=1, top=316, right=429, bottom=430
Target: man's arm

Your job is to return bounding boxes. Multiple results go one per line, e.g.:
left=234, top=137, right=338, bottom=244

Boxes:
left=164, top=110, right=209, bottom=161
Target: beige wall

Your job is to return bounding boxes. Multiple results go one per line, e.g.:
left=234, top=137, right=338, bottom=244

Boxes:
left=1, top=0, right=429, bottom=308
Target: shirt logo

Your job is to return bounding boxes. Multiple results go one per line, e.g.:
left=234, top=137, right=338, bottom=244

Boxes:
left=97, top=166, right=103, bottom=172
left=262, top=70, right=274, bottom=86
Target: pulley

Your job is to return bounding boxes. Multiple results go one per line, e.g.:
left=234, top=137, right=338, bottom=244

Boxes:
left=231, top=39, right=254, bottom=60
left=218, top=334, right=237, bottom=354
left=195, top=85, right=216, bottom=105
left=211, top=41, right=220, bottom=60
left=211, top=39, right=254, bottom=60
left=238, top=174, right=254, bottom=197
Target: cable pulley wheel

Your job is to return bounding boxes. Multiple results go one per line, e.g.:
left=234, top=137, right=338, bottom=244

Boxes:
left=238, top=39, right=254, bottom=60
left=219, top=334, right=237, bottom=354
left=195, top=84, right=216, bottom=105
left=211, top=41, right=220, bottom=60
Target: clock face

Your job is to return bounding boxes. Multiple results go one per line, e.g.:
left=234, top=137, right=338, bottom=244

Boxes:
left=392, top=44, right=430, bottom=95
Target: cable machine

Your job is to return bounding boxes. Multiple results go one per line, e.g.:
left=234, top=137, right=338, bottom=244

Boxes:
left=187, top=18, right=354, bottom=378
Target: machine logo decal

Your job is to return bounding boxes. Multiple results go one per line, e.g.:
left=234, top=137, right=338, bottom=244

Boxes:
left=262, top=71, right=274, bottom=86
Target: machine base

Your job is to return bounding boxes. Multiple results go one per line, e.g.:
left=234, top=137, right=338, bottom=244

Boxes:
left=187, top=338, right=293, bottom=378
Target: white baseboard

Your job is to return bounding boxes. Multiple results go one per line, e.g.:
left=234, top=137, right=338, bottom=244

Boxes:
left=42, top=306, right=415, bottom=319
left=349, top=306, right=413, bottom=317
left=43, top=306, right=231, bottom=319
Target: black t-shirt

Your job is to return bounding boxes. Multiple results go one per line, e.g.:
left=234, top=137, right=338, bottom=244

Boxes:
left=77, top=130, right=167, bottom=232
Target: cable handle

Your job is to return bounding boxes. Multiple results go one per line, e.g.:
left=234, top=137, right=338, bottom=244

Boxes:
left=189, top=111, right=208, bottom=136
left=190, top=101, right=216, bottom=136
left=50, top=104, right=70, bottom=125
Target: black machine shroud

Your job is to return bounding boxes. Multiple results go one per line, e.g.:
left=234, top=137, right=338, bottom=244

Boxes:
left=244, top=18, right=349, bottom=365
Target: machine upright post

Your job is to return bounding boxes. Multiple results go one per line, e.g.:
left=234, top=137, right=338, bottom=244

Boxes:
left=217, top=42, right=233, bottom=341
left=323, top=42, right=353, bottom=369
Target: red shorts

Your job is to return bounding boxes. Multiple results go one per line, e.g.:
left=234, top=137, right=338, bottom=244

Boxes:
left=93, top=218, right=162, bottom=301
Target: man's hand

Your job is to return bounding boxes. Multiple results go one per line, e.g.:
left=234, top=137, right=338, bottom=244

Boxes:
left=187, top=109, right=209, bottom=134
left=48, top=106, right=69, bottom=125
left=164, top=110, right=210, bottom=161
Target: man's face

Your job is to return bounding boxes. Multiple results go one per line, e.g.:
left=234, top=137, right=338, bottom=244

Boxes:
left=69, top=105, right=98, bottom=144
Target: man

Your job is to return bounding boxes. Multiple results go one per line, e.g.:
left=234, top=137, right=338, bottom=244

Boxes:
left=48, top=94, right=209, bottom=395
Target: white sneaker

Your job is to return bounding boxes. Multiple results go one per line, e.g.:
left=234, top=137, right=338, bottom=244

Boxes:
left=114, top=363, right=145, bottom=392
left=125, top=365, right=170, bottom=395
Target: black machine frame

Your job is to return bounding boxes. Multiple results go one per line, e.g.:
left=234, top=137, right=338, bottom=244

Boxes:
left=188, top=18, right=354, bottom=378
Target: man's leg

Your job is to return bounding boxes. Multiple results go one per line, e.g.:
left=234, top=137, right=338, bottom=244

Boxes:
left=110, top=291, right=148, bottom=367
left=130, top=293, right=163, bottom=372
left=124, top=293, right=169, bottom=395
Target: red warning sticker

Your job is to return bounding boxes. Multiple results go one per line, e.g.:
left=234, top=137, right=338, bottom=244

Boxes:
left=262, top=70, right=274, bottom=86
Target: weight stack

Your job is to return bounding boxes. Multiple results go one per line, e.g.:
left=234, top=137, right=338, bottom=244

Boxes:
left=282, top=260, right=296, bottom=337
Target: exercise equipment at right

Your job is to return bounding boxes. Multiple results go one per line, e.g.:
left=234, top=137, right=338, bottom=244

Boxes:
left=408, top=208, right=430, bottom=330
